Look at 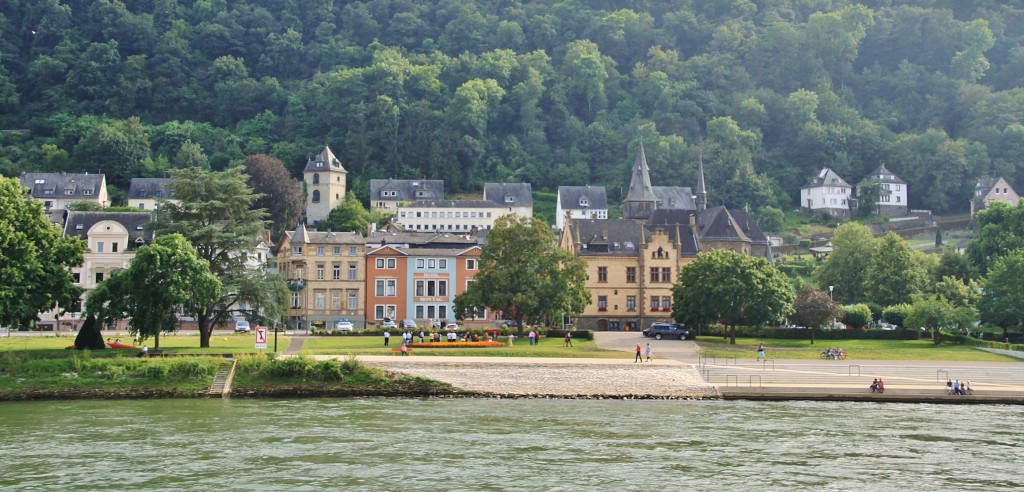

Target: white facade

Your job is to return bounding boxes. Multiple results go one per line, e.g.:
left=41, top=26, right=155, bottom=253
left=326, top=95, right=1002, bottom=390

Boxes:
left=556, top=186, right=609, bottom=230
left=396, top=200, right=519, bottom=232
left=800, top=168, right=852, bottom=218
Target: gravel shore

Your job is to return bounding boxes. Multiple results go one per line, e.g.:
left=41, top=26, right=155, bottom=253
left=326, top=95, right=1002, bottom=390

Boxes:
left=354, top=356, right=720, bottom=399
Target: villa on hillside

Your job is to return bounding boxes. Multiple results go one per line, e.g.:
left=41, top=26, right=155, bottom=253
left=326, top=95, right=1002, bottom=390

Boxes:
left=858, top=164, right=908, bottom=217
left=800, top=167, right=853, bottom=219
left=972, top=177, right=1019, bottom=217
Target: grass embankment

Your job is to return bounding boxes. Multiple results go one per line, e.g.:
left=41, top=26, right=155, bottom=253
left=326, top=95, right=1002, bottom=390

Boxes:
left=301, top=335, right=625, bottom=358
left=230, top=354, right=456, bottom=397
left=0, top=332, right=292, bottom=356
left=697, top=337, right=1019, bottom=362
left=0, top=350, right=223, bottom=400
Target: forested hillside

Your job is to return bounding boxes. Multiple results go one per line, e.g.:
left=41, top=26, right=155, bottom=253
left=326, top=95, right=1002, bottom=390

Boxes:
left=2, top=0, right=1024, bottom=216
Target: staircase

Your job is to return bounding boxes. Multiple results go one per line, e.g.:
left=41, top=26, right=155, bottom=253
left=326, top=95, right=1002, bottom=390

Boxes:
left=207, top=358, right=237, bottom=397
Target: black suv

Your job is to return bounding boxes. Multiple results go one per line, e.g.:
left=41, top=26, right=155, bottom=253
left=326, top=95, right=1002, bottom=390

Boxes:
left=643, top=322, right=690, bottom=340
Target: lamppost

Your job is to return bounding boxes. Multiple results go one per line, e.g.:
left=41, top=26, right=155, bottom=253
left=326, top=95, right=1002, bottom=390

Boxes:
left=829, top=285, right=835, bottom=328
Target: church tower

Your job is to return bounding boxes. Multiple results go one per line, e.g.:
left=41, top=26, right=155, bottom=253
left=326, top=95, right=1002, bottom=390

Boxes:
left=622, top=139, right=658, bottom=220
left=303, top=146, right=347, bottom=227
left=695, top=147, right=707, bottom=213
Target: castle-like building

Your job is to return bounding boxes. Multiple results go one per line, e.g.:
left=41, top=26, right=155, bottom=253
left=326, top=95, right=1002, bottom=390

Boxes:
left=560, top=141, right=771, bottom=331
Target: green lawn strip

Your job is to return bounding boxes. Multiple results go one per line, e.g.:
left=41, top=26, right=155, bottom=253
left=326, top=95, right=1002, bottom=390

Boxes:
left=229, top=354, right=458, bottom=395
left=0, top=354, right=221, bottom=397
left=300, top=335, right=627, bottom=358
left=696, top=336, right=1019, bottom=362
left=0, top=334, right=291, bottom=356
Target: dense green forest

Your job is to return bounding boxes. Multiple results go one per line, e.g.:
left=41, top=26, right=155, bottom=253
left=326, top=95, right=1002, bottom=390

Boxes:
left=2, top=0, right=1024, bottom=217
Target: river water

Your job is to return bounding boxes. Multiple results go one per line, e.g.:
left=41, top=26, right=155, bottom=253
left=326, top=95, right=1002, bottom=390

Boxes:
left=1, top=398, right=1021, bottom=491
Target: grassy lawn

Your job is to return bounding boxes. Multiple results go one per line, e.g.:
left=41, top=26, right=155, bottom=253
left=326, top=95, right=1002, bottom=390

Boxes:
left=0, top=333, right=291, bottom=356
left=301, top=335, right=627, bottom=358
left=696, top=336, right=1020, bottom=362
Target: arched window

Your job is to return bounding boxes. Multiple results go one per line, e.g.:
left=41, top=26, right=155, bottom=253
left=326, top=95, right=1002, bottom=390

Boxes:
left=312, top=190, right=321, bottom=203
left=312, top=173, right=320, bottom=184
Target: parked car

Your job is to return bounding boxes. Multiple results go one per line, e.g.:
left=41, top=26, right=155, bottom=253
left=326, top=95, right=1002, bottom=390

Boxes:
left=334, top=318, right=354, bottom=331
left=234, top=320, right=251, bottom=333
left=400, top=319, right=418, bottom=329
left=380, top=318, right=397, bottom=328
left=643, top=322, right=690, bottom=340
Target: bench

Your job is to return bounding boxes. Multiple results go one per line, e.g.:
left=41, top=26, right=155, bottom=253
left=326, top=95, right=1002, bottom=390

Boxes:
left=390, top=347, right=413, bottom=355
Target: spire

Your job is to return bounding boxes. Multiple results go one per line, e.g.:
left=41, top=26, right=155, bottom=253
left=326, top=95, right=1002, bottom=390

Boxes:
left=695, top=146, right=707, bottom=213
left=623, top=138, right=657, bottom=220
left=294, top=222, right=308, bottom=244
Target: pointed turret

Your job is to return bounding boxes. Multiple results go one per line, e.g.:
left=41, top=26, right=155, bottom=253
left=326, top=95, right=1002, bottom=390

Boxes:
left=696, top=147, right=707, bottom=213
left=623, top=139, right=658, bottom=220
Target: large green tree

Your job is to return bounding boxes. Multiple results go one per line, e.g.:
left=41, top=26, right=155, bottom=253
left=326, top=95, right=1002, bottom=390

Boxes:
left=978, top=248, right=1024, bottom=339
left=673, top=249, right=795, bottom=344
left=815, top=222, right=877, bottom=303
left=149, top=166, right=282, bottom=347
left=454, top=215, right=589, bottom=334
left=967, top=201, right=1024, bottom=275
left=0, top=177, right=85, bottom=328
left=789, top=286, right=839, bottom=345
left=85, top=234, right=220, bottom=348
left=863, top=232, right=926, bottom=307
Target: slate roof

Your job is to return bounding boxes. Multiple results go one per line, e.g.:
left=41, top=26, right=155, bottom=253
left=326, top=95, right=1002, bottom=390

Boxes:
left=976, top=177, right=1013, bottom=196
left=624, top=141, right=657, bottom=203
left=63, top=211, right=155, bottom=248
left=802, top=167, right=851, bottom=189
left=696, top=206, right=768, bottom=244
left=366, top=230, right=485, bottom=250
left=483, top=182, right=533, bottom=207
left=404, top=199, right=504, bottom=208
left=20, top=172, right=105, bottom=200
left=568, top=217, right=699, bottom=257
left=652, top=186, right=696, bottom=210
left=303, top=146, right=346, bottom=173
left=862, top=164, right=906, bottom=185
left=285, top=226, right=364, bottom=245
left=558, top=186, right=608, bottom=210
left=370, top=179, right=444, bottom=201
left=127, top=178, right=173, bottom=200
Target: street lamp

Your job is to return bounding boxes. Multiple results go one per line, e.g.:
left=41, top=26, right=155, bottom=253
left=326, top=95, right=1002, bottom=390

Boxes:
left=828, top=285, right=835, bottom=328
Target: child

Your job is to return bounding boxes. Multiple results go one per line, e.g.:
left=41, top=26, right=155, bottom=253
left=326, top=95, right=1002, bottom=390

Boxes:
left=645, top=343, right=652, bottom=362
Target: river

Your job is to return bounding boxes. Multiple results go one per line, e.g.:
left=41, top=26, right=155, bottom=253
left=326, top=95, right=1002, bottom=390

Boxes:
left=1, top=398, right=1021, bottom=491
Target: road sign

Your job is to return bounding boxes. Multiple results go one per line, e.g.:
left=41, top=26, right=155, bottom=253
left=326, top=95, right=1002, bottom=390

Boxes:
left=255, top=326, right=268, bottom=350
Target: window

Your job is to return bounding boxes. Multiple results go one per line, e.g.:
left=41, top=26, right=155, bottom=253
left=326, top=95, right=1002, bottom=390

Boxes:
left=348, top=292, right=357, bottom=310
left=650, top=267, right=660, bottom=283
left=467, top=259, right=477, bottom=270
left=626, top=267, right=636, bottom=283
left=332, top=264, right=341, bottom=280
left=417, top=259, right=425, bottom=268
left=96, top=272, right=104, bottom=283
left=332, top=291, right=342, bottom=309
left=376, top=258, right=384, bottom=268
left=416, top=280, right=425, bottom=296
left=111, top=242, right=119, bottom=253
left=375, top=280, right=385, bottom=297
left=315, top=291, right=325, bottom=309
left=312, top=173, right=320, bottom=184
left=387, top=279, right=397, bottom=296
left=333, top=246, right=341, bottom=255
left=439, top=259, right=447, bottom=269
left=428, top=259, right=436, bottom=268
left=896, top=196, right=901, bottom=203
left=349, top=246, right=357, bottom=256
left=316, top=246, right=325, bottom=256
left=651, top=297, right=661, bottom=310
left=662, top=267, right=672, bottom=283
left=72, top=272, right=81, bottom=284
left=312, top=190, right=320, bottom=203
left=293, top=246, right=302, bottom=255
left=291, top=291, right=301, bottom=308
left=662, top=296, right=672, bottom=310
left=348, top=263, right=357, bottom=280
left=598, top=267, right=607, bottom=282
left=316, top=264, right=325, bottom=280
left=438, top=280, right=447, bottom=296
left=598, top=296, right=608, bottom=311
left=438, top=305, right=448, bottom=319
left=138, top=203, right=145, bottom=209
left=427, top=281, right=436, bottom=296
left=97, top=242, right=104, bottom=253
left=416, top=305, right=425, bottom=318
left=626, top=296, right=636, bottom=311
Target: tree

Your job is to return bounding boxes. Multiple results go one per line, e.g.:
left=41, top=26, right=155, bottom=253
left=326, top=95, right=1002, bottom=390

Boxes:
left=840, top=303, right=872, bottom=329
left=0, top=177, right=85, bottom=328
left=85, top=234, right=221, bottom=348
left=149, top=167, right=278, bottom=348
left=864, top=233, right=925, bottom=307
left=815, top=222, right=877, bottom=303
left=967, top=201, right=1024, bottom=275
left=905, top=298, right=954, bottom=345
left=673, top=249, right=794, bottom=345
left=978, top=249, right=1024, bottom=340
left=316, top=195, right=370, bottom=233
left=454, top=215, right=589, bottom=334
left=936, top=250, right=974, bottom=283
left=241, top=154, right=303, bottom=239
left=789, top=286, right=839, bottom=345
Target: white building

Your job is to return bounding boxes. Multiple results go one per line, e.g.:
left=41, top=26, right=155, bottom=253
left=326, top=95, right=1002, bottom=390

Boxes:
left=800, top=167, right=853, bottom=219
left=556, top=186, right=608, bottom=230
left=369, top=179, right=444, bottom=213
left=20, top=172, right=109, bottom=211
left=127, top=178, right=175, bottom=210
left=483, top=182, right=533, bottom=218
left=396, top=200, right=519, bottom=232
left=859, top=164, right=908, bottom=217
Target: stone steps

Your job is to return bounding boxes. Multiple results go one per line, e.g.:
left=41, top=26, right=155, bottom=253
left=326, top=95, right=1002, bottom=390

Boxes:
left=207, top=359, right=237, bottom=397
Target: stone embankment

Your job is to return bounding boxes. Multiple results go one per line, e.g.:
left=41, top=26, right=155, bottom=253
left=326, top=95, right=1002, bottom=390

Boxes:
left=355, top=356, right=719, bottom=399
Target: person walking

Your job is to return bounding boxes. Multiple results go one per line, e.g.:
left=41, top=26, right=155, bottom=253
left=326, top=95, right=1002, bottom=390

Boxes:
left=528, top=330, right=536, bottom=346
left=634, top=343, right=643, bottom=363
left=645, top=343, right=652, bottom=362
left=564, top=331, right=573, bottom=347
left=383, top=330, right=390, bottom=347
left=757, top=343, right=766, bottom=361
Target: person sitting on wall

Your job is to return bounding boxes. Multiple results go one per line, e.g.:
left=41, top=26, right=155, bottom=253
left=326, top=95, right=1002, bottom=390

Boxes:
left=870, top=378, right=879, bottom=393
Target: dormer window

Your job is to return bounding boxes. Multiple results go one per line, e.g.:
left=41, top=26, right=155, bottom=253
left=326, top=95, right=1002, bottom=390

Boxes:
left=316, top=161, right=324, bottom=168
left=76, top=224, right=83, bottom=230
left=34, top=179, right=45, bottom=184
left=504, top=196, right=514, bottom=203
left=579, top=197, right=589, bottom=207
left=65, top=189, right=75, bottom=195
left=83, top=189, right=92, bottom=196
